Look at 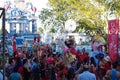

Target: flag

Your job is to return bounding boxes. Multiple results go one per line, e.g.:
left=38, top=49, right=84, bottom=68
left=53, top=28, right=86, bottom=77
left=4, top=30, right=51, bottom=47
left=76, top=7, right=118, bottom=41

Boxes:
left=108, top=19, right=119, bottom=62
left=12, top=36, right=17, bottom=53
left=37, top=36, right=40, bottom=42
left=4, top=1, right=11, bottom=10
left=31, top=7, right=37, bottom=13
left=4, top=4, right=10, bottom=10
left=4, top=4, right=9, bottom=10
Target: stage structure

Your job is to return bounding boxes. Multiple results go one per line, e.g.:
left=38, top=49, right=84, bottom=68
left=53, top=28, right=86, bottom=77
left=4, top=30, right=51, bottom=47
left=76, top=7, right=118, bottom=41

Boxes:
left=4, top=0, right=37, bottom=36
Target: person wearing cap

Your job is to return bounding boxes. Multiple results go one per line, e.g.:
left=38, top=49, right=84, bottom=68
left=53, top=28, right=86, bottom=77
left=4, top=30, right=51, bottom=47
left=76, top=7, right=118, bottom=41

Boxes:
left=99, top=55, right=111, bottom=80
left=103, top=56, right=111, bottom=71
left=77, top=64, right=96, bottom=80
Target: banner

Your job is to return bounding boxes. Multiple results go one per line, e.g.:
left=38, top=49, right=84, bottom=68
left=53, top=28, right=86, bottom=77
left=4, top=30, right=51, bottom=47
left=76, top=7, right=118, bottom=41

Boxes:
left=108, top=19, right=119, bottom=62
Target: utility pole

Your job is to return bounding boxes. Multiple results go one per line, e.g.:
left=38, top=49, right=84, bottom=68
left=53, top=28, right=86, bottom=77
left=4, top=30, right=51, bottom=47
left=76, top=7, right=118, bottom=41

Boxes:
left=0, top=7, right=6, bottom=80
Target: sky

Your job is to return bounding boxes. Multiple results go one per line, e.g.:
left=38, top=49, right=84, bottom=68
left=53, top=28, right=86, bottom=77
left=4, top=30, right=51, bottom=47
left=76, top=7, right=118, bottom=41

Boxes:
left=0, top=0, right=48, bottom=11
left=0, top=0, right=48, bottom=32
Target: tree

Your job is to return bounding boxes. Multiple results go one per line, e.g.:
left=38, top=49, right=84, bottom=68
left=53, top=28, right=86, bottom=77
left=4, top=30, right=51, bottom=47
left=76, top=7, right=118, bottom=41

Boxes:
left=95, top=0, right=120, bottom=18
left=39, top=8, right=65, bottom=34
left=39, top=8, right=53, bottom=34
left=38, top=27, right=43, bottom=33
left=48, top=0, right=107, bottom=35
left=92, top=0, right=120, bottom=36
left=39, top=0, right=120, bottom=36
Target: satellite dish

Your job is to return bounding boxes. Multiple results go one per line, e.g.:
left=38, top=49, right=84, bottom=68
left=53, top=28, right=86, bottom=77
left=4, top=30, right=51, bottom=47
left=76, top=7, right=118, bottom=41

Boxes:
left=65, top=19, right=76, bottom=32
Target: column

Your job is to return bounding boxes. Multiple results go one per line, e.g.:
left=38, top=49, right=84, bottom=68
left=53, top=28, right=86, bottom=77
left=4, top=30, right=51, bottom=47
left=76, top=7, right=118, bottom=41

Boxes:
left=19, top=23, right=24, bottom=36
left=10, top=23, right=16, bottom=36
left=25, top=20, right=30, bottom=33
left=32, top=20, right=37, bottom=33
left=23, top=23, right=26, bottom=33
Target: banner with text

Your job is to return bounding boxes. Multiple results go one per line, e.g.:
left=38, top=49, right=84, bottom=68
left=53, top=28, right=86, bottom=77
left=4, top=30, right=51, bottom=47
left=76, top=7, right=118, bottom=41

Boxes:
left=108, top=19, right=119, bottom=62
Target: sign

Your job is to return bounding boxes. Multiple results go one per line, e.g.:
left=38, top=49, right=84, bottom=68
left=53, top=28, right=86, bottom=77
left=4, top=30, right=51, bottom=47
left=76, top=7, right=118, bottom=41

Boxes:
left=65, top=19, right=76, bottom=32
left=108, top=19, right=119, bottom=62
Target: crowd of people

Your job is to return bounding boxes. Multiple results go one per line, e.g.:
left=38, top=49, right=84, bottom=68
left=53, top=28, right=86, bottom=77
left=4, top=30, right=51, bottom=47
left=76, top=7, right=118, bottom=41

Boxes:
left=1, top=36, right=120, bottom=80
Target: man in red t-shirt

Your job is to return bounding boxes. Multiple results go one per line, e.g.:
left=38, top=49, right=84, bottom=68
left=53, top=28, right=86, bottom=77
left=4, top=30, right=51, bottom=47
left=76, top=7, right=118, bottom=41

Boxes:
left=76, top=48, right=89, bottom=69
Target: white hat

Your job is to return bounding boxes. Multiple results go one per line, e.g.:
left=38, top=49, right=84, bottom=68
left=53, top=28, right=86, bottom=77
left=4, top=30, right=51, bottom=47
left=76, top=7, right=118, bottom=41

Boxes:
left=104, top=56, right=111, bottom=61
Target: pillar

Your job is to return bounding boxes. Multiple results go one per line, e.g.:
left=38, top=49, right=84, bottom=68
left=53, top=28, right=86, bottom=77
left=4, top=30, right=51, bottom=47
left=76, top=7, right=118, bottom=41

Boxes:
left=25, top=20, right=30, bottom=33
left=32, top=20, right=37, bottom=33
left=10, top=23, right=16, bottom=36
left=19, top=23, right=24, bottom=36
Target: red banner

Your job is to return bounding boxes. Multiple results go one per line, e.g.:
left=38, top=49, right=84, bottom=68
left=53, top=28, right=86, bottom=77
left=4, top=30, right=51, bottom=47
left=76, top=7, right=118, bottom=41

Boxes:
left=108, top=19, right=119, bottom=62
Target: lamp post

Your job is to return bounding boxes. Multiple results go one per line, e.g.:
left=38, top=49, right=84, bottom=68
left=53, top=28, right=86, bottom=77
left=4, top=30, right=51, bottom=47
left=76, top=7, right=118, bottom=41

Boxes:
left=0, top=7, right=6, bottom=80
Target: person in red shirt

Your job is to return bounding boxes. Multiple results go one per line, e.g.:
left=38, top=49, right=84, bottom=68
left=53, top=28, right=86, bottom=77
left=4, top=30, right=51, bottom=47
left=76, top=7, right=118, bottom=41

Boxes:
left=99, top=56, right=111, bottom=80
left=76, top=48, right=89, bottom=69
left=76, top=50, right=83, bottom=62
left=103, top=56, right=111, bottom=71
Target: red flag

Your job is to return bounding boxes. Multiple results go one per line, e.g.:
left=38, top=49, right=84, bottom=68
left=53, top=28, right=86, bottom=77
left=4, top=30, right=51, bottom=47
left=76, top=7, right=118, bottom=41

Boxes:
left=37, top=36, right=40, bottom=42
left=12, top=36, right=17, bottom=53
left=108, top=19, right=119, bottom=62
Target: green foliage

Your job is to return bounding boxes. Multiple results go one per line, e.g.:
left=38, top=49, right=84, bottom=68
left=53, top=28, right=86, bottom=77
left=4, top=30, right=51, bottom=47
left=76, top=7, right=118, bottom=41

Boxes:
left=50, top=28, right=56, bottom=33
left=47, top=0, right=106, bottom=35
left=39, top=8, right=64, bottom=33
left=94, top=0, right=120, bottom=17
left=38, top=27, right=43, bottom=33
left=38, top=0, right=120, bottom=36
